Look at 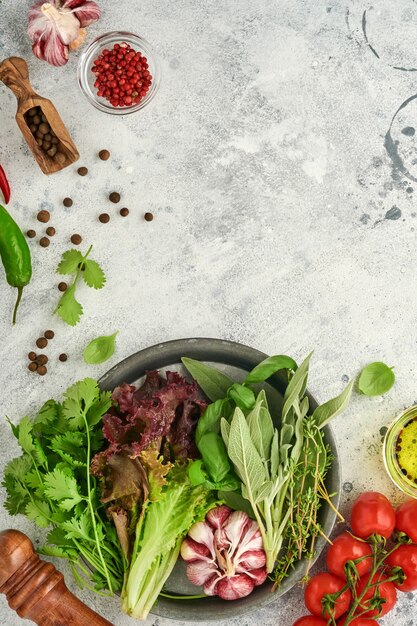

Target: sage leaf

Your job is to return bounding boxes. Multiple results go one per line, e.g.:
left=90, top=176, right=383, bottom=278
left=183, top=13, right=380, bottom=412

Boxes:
left=311, top=380, right=354, bottom=428
left=254, top=481, right=274, bottom=504
left=281, top=353, right=312, bottom=425
left=246, top=399, right=274, bottom=462
left=270, top=429, right=279, bottom=476
left=226, top=407, right=266, bottom=498
left=358, top=362, right=395, bottom=397
left=220, top=417, right=231, bottom=448
left=181, top=357, right=234, bottom=401
left=83, top=332, right=118, bottom=365
left=228, top=383, right=256, bottom=411
left=244, top=355, right=297, bottom=385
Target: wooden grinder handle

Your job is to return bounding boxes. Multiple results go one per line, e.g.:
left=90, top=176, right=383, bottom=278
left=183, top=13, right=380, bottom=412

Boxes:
left=0, top=530, right=114, bottom=626
left=0, top=57, right=37, bottom=101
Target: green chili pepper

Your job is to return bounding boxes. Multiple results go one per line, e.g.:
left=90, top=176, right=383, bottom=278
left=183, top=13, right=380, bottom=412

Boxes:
left=0, top=204, right=32, bottom=324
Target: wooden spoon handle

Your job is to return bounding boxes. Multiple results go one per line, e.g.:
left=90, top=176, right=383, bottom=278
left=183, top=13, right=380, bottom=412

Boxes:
left=0, top=57, right=37, bottom=101
left=0, top=530, right=114, bottom=626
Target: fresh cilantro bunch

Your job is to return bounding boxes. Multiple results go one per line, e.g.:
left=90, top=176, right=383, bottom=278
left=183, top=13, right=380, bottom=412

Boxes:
left=54, top=246, right=106, bottom=326
left=2, top=378, right=124, bottom=593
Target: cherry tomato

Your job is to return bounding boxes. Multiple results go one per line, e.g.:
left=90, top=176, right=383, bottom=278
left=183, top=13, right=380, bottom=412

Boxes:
left=350, top=492, right=395, bottom=539
left=326, top=532, right=373, bottom=579
left=293, top=617, right=327, bottom=626
left=355, top=572, right=397, bottom=617
left=395, top=500, right=417, bottom=543
left=304, top=573, right=352, bottom=620
left=386, top=544, right=417, bottom=592
left=337, top=618, right=379, bottom=625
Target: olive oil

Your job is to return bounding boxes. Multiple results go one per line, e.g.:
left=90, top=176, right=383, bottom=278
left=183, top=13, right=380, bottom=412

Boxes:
left=383, top=406, right=417, bottom=498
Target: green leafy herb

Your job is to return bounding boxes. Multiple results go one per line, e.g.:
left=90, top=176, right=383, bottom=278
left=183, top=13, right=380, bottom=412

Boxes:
left=358, top=362, right=395, bottom=397
left=181, top=357, right=234, bottom=401
left=2, top=379, right=123, bottom=594
left=83, top=332, right=118, bottom=365
left=244, top=354, right=297, bottom=385
left=55, top=246, right=106, bottom=326
left=311, top=380, right=354, bottom=429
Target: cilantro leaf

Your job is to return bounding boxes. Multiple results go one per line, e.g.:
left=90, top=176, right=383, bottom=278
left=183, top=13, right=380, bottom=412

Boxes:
left=57, top=249, right=84, bottom=275
left=63, top=511, right=93, bottom=542
left=56, top=286, right=83, bottom=326
left=81, top=259, right=106, bottom=290
left=34, top=399, right=59, bottom=427
left=86, top=390, right=112, bottom=427
left=49, top=432, right=86, bottom=460
left=44, top=468, right=83, bottom=511
left=18, top=417, right=35, bottom=455
left=2, top=473, right=28, bottom=515
left=6, top=416, right=19, bottom=439
left=25, top=500, right=51, bottom=528
left=3, top=455, right=32, bottom=481
left=62, top=379, right=100, bottom=430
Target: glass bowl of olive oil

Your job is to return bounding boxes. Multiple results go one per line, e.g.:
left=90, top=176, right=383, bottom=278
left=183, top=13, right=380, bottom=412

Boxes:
left=383, top=405, right=417, bottom=498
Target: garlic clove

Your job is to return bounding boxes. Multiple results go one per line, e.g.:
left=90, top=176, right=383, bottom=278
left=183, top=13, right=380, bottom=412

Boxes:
left=244, top=566, right=268, bottom=587
left=206, top=504, right=232, bottom=530
left=216, top=574, right=255, bottom=600
left=236, top=550, right=267, bottom=571
left=187, top=521, right=216, bottom=555
left=62, top=0, right=101, bottom=27
left=32, top=35, right=69, bottom=66
left=28, top=2, right=80, bottom=45
left=203, top=572, right=223, bottom=596
left=180, top=537, right=212, bottom=562
left=186, top=561, right=219, bottom=587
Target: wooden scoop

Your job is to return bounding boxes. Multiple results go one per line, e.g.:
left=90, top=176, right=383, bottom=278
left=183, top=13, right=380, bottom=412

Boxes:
left=0, top=529, right=114, bottom=625
left=0, top=57, right=79, bottom=175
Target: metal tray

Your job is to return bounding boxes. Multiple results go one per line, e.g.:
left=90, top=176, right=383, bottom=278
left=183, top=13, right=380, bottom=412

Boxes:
left=100, top=338, right=341, bottom=621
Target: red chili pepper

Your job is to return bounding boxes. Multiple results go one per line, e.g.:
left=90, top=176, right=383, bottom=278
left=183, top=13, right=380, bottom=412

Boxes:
left=0, top=165, right=11, bottom=205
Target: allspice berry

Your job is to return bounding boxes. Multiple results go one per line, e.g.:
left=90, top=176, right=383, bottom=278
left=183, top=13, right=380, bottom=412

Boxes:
left=37, top=365, right=47, bottom=376
left=109, top=192, right=121, bottom=203
left=37, top=210, right=50, bottom=223
left=44, top=330, right=55, bottom=340
left=58, top=282, right=68, bottom=292
left=26, top=229, right=36, bottom=238
left=28, top=362, right=38, bottom=372
left=120, top=208, right=129, bottom=217
left=99, top=149, right=110, bottom=161
left=77, top=166, right=88, bottom=176
left=36, top=337, right=48, bottom=349
left=36, top=355, right=48, bottom=366
left=46, top=226, right=56, bottom=236
left=55, top=152, right=66, bottom=166
left=99, top=213, right=110, bottom=223
left=63, top=197, right=73, bottom=207
left=39, top=237, right=50, bottom=248
left=71, top=234, right=82, bottom=245
left=28, top=351, right=37, bottom=361
left=59, top=353, right=68, bottom=362
left=144, top=212, right=154, bottom=222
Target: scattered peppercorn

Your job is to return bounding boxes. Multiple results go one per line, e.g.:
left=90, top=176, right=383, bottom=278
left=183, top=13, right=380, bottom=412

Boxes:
left=109, top=192, right=121, bottom=203
left=46, top=226, right=56, bottom=236
left=77, top=166, right=88, bottom=176
left=58, top=281, right=68, bottom=292
left=144, top=212, right=154, bottom=221
left=36, top=354, right=48, bottom=366
left=37, top=365, right=47, bottom=376
left=26, top=229, right=36, bottom=238
left=39, top=237, right=50, bottom=248
left=44, top=330, right=55, bottom=340
left=71, top=234, right=82, bottom=245
left=120, top=207, right=129, bottom=217
left=37, top=210, right=50, bottom=223
left=99, top=213, right=110, bottom=223
left=28, top=362, right=38, bottom=372
left=63, top=197, right=73, bottom=207
left=59, top=353, right=68, bottom=362
left=36, top=337, right=48, bottom=349
left=28, top=351, right=37, bottom=361
left=99, top=149, right=110, bottom=161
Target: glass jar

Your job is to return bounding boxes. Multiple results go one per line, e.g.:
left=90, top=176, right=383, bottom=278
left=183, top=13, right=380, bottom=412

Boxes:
left=78, top=31, right=161, bottom=115
left=383, top=405, right=417, bottom=498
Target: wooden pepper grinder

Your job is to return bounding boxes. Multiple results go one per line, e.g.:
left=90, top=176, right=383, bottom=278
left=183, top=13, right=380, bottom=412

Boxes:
left=0, top=57, right=79, bottom=175
left=0, top=529, right=114, bottom=626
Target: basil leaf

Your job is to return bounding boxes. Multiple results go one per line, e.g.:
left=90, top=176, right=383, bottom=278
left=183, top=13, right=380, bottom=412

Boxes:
left=83, top=332, right=118, bottom=365
left=244, top=355, right=297, bottom=385
left=181, top=357, right=234, bottom=401
left=198, top=432, right=231, bottom=483
left=195, top=398, right=230, bottom=444
left=358, top=362, right=395, bottom=397
left=228, top=383, right=256, bottom=411
left=312, top=380, right=354, bottom=428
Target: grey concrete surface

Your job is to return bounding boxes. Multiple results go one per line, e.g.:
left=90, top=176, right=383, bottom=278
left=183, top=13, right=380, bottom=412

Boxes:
left=1, top=1, right=417, bottom=624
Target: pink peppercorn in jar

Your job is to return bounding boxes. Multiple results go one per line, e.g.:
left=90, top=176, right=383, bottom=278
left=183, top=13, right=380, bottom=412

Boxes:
left=77, top=31, right=160, bottom=114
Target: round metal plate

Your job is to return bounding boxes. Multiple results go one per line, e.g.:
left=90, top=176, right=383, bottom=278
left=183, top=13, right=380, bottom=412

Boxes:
left=100, top=338, right=341, bottom=621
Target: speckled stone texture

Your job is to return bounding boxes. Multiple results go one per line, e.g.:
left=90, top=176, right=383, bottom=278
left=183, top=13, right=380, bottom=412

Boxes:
left=1, top=1, right=417, bottom=624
